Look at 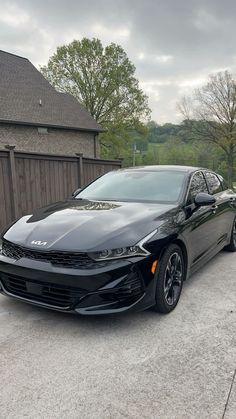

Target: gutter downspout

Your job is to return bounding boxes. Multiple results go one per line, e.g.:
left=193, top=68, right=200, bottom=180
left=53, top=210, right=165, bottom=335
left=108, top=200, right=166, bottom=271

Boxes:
left=94, top=133, right=97, bottom=158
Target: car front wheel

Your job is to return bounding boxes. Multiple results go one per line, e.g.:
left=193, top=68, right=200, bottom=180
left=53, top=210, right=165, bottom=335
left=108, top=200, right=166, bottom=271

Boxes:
left=153, top=244, right=185, bottom=314
left=225, top=216, right=236, bottom=252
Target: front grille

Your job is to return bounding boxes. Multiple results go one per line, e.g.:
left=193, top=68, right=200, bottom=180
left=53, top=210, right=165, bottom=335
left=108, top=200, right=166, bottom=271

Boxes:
left=1, top=273, right=84, bottom=308
left=2, top=239, right=94, bottom=269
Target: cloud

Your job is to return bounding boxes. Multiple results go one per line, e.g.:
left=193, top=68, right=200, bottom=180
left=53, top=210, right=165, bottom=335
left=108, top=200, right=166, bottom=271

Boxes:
left=0, top=5, right=29, bottom=27
left=1, top=0, right=236, bottom=122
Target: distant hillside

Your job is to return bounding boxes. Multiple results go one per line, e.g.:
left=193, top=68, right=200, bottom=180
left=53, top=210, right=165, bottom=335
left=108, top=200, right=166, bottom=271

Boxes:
left=128, top=121, right=228, bottom=180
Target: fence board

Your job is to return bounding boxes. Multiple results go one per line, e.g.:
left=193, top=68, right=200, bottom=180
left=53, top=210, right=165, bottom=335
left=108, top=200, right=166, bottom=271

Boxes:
left=83, top=157, right=121, bottom=185
left=0, top=149, right=121, bottom=233
left=0, top=154, right=13, bottom=229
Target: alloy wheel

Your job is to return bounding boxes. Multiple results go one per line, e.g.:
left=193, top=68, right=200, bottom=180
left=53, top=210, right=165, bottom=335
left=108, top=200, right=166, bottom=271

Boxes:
left=164, top=252, right=183, bottom=305
left=233, top=220, right=236, bottom=247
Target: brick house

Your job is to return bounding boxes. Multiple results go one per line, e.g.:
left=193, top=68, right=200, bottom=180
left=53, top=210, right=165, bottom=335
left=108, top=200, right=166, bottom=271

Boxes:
left=0, top=50, right=103, bottom=157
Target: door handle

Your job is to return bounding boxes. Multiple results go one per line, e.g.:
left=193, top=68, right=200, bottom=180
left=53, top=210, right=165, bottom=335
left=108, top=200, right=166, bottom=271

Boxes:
left=211, top=204, right=218, bottom=213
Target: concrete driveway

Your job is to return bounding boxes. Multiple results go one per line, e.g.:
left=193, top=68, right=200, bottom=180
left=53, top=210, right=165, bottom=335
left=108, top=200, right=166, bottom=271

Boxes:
left=0, top=251, right=235, bottom=419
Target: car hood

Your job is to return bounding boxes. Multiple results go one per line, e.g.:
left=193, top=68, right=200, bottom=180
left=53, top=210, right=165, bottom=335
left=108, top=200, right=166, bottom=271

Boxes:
left=4, top=199, right=177, bottom=252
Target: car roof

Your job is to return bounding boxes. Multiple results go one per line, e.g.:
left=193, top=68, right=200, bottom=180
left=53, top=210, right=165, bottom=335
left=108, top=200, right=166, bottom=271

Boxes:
left=118, top=165, right=204, bottom=173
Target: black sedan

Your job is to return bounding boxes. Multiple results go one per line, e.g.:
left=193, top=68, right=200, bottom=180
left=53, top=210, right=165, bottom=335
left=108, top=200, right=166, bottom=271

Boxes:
left=0, top=165, right=235, bottom=315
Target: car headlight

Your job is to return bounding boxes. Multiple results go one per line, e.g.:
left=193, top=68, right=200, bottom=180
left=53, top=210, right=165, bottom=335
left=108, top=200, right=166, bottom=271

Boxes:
left=89, top=229, right=157, bottom=261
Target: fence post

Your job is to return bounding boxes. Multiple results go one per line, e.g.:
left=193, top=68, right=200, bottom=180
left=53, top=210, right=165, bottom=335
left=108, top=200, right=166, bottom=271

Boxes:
left=76, top=153, right=84, bottom=187
left=5, top=145, right=19, bottom=219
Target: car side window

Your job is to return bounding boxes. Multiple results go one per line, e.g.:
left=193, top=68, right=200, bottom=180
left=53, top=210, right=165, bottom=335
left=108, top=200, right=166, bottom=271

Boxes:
left=187, top=172, right=208, bottom=204
left=218, top=174, right=229, bottom=191
left=205, top=172, right=222, bottom=194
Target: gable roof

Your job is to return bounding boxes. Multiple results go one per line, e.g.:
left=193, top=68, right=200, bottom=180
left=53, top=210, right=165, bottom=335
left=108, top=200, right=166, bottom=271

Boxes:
left=0, top=50, right=103, bottom=132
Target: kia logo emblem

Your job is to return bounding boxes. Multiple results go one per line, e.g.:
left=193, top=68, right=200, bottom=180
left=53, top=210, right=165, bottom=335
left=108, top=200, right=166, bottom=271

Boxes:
left=31, top=240, right=48, bottom=246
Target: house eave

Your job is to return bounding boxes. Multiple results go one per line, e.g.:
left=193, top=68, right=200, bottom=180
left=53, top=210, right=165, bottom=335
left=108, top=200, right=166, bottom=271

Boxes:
left=0, top=119, right=105, bottom=133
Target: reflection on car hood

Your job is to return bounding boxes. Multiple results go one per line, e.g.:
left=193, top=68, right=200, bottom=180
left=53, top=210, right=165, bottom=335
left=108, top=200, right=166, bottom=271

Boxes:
left=4, top=199, right=177, bottom=252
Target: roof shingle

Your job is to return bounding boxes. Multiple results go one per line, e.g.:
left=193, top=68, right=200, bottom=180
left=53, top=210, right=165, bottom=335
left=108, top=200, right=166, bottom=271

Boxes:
left=0, top=50, right=103, bottom=132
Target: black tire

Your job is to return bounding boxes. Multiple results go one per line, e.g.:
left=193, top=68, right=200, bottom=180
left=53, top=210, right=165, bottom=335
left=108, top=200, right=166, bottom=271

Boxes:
left=225, top=217, right=236, bottom=252
left=153, top=244, right=185, bottom=314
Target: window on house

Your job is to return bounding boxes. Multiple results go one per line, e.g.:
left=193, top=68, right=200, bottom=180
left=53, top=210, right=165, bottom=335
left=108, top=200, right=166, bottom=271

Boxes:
left=38, top=127, right=48, bottom=134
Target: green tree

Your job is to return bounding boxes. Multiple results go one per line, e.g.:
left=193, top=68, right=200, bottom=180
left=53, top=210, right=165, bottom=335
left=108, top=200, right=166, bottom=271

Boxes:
left=133, top=119, right=227, bottom=174
left=178, top=71, right=236, bottom=187
left=41, top=38, right=150, bottom=158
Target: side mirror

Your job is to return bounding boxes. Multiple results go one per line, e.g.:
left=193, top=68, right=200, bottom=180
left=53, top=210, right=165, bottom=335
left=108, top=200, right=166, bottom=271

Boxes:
left=194, top=192, right=216, bottom=207
left=72, top=188, right=81, bottom=198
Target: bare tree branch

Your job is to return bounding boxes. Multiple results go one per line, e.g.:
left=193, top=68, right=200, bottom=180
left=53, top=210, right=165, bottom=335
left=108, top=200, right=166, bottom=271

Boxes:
left=178, top=71, right=236, bottom=186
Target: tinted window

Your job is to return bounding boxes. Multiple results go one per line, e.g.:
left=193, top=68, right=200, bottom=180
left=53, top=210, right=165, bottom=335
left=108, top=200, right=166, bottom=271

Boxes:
left=205, top=172, right=222, bottom=194
left=218, top=174, right=229, bottom=191
left=187, top=172, right=208, bottom=204
left=77, top=170, right=186, bottom=203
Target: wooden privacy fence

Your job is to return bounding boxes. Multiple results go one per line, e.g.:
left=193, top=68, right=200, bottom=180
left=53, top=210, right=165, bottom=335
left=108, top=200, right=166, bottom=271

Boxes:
left=0, top=146, right=121, bottom=233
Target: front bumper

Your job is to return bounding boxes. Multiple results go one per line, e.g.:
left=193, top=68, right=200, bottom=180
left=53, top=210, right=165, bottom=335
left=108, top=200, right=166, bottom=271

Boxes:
left=0, top=254, right=157, bottom=315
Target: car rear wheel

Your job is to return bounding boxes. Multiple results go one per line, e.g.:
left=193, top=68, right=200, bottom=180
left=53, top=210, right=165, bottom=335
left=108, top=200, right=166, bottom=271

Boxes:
left=153, top=244, right=185, bottom=313
left=225, top=217, right=236, bottom=252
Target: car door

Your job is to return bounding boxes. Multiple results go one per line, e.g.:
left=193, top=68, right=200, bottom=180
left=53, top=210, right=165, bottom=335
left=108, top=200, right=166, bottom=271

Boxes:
left=182, top=171, right=219, bottom=268
left=204, top=171, right=236, bottom=245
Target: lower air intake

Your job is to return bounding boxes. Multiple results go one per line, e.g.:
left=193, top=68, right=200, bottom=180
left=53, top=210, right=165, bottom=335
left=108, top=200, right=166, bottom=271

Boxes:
left=1, top=273, right=84, bottom=308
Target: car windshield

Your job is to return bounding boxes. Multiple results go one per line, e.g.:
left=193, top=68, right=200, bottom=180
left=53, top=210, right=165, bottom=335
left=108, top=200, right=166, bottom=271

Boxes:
left=76, top=170, right=187, bottom=203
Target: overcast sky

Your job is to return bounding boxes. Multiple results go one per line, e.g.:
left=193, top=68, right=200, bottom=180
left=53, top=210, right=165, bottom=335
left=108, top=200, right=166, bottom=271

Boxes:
left=1, top=0, right=236, bottom=123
